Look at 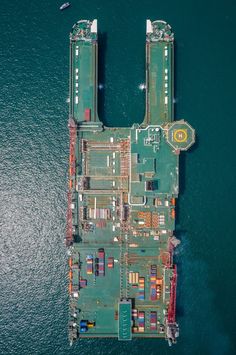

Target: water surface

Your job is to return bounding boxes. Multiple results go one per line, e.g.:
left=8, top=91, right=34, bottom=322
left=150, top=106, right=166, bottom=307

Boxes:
left=0, top=0, right=235, bottom=354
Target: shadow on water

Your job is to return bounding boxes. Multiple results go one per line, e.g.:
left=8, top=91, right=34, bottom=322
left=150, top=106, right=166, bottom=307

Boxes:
left=174, top=41, right=199, bottom=322
left=175, top=258, right=185, bottom=318
left=174, top=40, right=199, bottom=195
left=179, top=135, right=199, bottom=194
left=174, top=41, right=179, bottom=118
left=97, top=32, right=107, bottom=125
left=173, top=229, right=188, bottom=320
left=174, top=138, right=198, bottom=321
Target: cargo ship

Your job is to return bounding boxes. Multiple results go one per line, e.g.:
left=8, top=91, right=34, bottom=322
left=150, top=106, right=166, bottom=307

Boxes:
left=66, top=19, right=195, bottom=345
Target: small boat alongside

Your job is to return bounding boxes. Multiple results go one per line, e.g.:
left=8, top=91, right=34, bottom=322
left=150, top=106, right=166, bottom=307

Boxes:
left=60, top=2, right=70, bottom=11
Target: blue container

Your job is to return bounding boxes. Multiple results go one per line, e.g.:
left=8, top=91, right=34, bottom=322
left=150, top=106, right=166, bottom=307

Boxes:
left=80, top=326, right=88, bottom=333
left=80, top=320, right=88, bottom=327
left=138, top=296, right=144, bottom=300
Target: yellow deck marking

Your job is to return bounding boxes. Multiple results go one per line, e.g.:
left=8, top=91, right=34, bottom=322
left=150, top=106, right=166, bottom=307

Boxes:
left=173, top=129, right=187, bottom=142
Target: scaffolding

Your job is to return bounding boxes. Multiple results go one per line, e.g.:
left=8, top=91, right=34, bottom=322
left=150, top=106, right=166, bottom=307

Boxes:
left=167, top=265, right=177, bottom=323
left=66, top=192, right=73, bottom=246
left=66, top=118, right=77, bottom=247
left=120, top=140, right=130, bottom=176
left=167, top=238, right=174, bottom=267
left=68, top=118, right=77, bottom=177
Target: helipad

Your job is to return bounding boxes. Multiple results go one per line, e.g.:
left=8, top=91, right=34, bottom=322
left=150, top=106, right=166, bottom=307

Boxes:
left=167, top=121, right=195, bottom=151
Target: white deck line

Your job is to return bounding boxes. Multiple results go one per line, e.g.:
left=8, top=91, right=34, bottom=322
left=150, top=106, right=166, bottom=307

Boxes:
left=94, top=197, right=97, bottom=219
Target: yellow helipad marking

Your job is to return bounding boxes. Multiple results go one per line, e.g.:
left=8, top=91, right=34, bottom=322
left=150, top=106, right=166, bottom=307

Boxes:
left=173, top=129, right=187, bottom=143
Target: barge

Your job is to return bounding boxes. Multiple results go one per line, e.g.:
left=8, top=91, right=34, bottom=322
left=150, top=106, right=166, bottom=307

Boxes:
left=66, top=19, right=195, bottom=345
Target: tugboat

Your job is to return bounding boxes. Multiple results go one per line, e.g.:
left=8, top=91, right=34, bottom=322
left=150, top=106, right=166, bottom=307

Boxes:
left=60, top=2, right=70, bottom=10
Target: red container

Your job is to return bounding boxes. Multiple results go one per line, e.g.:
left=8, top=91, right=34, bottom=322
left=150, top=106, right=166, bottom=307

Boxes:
left=107, top=257, right=114, bottom=268
left=84, top=108, right=91, bottom=121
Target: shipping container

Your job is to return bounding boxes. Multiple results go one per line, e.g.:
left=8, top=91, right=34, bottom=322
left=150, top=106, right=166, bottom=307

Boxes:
left=84, top=108, right=91, bottom=121
left=107, top=257, right=114, bottom=268
left=80, top=326, right=88, bottom=333
left=87, top=322, right=95, bottom=328
left=150, top=312, right=157, bottom=330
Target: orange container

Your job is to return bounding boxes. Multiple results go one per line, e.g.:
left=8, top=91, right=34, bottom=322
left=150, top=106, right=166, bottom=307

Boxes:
left=69, top=283, right=72, bottom=293
left=171, top=209, right=175, bottom=218
left=69, top=258, right=72, bottom=267
left=171, top=198, right=176, bottom=206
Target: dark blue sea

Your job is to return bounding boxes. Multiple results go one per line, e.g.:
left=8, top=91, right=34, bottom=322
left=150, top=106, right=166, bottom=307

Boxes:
left=0, top=0, right=236, bottom=354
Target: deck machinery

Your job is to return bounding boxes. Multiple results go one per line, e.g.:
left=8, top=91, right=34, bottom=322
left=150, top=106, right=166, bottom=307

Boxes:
left=66, top=19, right=195, bottom=346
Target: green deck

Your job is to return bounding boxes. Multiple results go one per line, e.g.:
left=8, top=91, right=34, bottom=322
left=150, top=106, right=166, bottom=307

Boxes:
left=67, top=20, right=195, bottom=345
left=69, top=21, right=98, bottom=122
left=146, top=42, right=173, bottom=125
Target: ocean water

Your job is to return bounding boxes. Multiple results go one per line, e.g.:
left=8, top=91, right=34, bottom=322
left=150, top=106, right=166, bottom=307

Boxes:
left=0, top=0, right=236, bottom=354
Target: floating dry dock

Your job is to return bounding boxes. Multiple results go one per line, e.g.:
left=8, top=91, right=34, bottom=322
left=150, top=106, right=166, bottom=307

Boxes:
left=66, top=19, right=195, bottom=346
